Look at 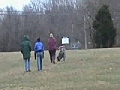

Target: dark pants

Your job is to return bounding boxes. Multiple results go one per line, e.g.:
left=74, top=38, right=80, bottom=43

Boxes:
left=49, top=49, right=56, bottom=63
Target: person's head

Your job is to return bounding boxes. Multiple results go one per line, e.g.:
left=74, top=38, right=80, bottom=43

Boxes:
left=37, top=37, right=40, bottom=42
left=22, top=35, right=29, bottom=41
left=50, top=33, right=54, bottom=38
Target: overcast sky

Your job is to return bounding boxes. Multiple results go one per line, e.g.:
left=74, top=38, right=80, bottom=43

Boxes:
left=0, top=0, right=31, bottom=10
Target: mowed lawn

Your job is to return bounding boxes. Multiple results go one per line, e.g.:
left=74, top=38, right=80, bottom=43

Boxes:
left=0, top=48, right=120, bottom=90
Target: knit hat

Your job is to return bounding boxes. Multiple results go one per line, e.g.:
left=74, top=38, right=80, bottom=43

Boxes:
left=37, top=37, right=40, bottom=42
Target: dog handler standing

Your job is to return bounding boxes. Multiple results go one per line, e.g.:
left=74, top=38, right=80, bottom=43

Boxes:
left=48, top=33, right=57, bottom=64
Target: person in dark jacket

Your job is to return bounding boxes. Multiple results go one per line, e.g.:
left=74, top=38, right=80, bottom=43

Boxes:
left=48, top=33, right=57, bottom=64
left=21, top=35, right=31, bottom=72
left=34, top=37, right=44, bottom=71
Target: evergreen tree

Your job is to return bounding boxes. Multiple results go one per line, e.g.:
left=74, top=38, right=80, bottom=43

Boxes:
left=93, top=5, right=116, bottom=48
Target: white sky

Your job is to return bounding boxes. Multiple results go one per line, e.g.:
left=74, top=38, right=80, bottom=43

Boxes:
left=0, top=0, right=31, bottom=10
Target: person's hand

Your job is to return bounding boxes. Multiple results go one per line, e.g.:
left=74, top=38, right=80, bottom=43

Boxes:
left=42, top=52, right=44, bottom=59
left=56, top=47, right=59, bottom=50
left=21, top=51, right=23, bottom=54
left=34, top=53, right=36, bottom=60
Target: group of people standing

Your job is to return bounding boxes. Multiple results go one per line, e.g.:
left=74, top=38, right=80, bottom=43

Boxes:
left=20, top=33, right=57, bottom=72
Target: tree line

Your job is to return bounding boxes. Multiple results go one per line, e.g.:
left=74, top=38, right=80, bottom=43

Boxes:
left=0, top=0, right=119, bottom=52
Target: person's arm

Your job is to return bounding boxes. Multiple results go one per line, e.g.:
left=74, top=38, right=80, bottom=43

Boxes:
left=53, top=38, right=57, bottom=50
left=42, top=43, right=44, bottom=52
left=34, top=43, right=37, bottom=60
left=48, top=39, right=50, bottom=50
left=29, top=42, right=32, bottom=52
left=54, top=38, right=56, bottom=45
left=34, top=43, right=37, bottom=53
left=42, top=43, right=44, bottom=59
left=20, top=44, right=23, bottom=54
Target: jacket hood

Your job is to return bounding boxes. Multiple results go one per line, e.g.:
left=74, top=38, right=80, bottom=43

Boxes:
left=22, top=36, right=29, bottom=41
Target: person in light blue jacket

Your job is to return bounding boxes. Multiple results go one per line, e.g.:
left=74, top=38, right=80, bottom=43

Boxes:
left=34, top=37, right=44, bottom=71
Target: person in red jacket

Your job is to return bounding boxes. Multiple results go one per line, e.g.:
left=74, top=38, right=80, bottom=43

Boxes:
left=48, top=33, right=57, bottom=64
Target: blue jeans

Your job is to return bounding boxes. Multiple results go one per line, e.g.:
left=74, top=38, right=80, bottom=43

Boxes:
left=24, top=59, right=30, bottom=72
left=36, top=52, right=43, bottom=71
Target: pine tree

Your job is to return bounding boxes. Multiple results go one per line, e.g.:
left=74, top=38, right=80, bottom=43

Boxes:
left=93, top=5, right=116, bottom=48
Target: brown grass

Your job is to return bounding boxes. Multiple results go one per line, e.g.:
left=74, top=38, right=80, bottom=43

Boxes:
left=0, top=48, right=120, bottom=90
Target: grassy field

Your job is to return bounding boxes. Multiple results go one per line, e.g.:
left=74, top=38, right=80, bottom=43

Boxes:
left=0, top=48, right=120, bottom=90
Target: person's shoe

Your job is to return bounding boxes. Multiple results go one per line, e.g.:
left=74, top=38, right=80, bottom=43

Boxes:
left=28, top=70, right=31, bottom=72
left=53, top=61, right=55, bottom=64
left=38, top=69, right=42, bottom=71
left=51, top=60, right=52, bottom=63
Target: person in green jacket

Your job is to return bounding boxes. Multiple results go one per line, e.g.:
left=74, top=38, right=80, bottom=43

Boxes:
left=21, top=35, right=31, bottom=72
